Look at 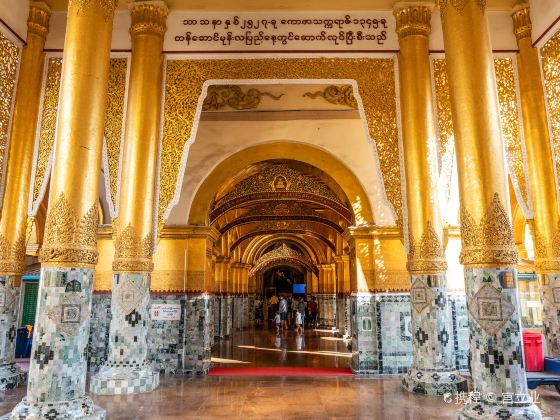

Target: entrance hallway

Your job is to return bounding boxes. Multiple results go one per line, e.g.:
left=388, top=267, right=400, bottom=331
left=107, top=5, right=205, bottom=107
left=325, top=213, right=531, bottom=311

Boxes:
left=212, top=327, right=352, bottom=368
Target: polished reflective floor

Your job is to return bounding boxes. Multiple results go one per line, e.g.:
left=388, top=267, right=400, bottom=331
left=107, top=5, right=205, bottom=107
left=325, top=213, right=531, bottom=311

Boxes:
left=0, top=328, right=559, bottom=419
left=212, top=324, right=352, bottom=368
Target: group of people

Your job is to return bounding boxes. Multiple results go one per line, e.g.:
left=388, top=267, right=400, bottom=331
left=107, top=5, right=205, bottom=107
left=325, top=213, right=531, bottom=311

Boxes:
left=255, top=294, right=319, bottom=332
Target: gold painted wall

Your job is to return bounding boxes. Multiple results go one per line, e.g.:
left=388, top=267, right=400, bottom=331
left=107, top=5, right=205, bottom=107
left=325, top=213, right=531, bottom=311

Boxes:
left=0, top=32, right=20, bottom=202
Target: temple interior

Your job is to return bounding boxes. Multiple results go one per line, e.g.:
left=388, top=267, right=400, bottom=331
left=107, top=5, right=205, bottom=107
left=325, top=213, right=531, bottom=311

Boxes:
left=0, top=0, right=560, bottom=419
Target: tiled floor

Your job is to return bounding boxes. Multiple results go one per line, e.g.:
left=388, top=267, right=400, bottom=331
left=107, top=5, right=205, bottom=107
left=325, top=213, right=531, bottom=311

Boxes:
left=212, top=326, right=352, bottom=368
left=0, top=329, right=558, bottom=419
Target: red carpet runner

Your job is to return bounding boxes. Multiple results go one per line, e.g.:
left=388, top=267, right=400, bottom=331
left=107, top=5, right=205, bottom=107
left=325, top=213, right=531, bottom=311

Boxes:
left=208, top=367, right=354, bottom=377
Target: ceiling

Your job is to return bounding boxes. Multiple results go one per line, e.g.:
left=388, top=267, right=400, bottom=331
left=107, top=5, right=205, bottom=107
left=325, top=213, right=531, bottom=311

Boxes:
left=47, top=0, right=519, bottom=11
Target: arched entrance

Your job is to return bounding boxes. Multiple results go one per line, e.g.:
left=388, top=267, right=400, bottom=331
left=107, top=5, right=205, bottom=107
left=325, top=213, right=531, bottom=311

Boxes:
left=198, top=155, right=361, bottom=369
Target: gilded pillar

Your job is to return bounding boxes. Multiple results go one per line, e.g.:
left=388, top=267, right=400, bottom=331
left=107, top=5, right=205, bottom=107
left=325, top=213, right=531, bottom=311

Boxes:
left=335, top=255, right=351, bottom=338
left=440, top=0, right=540, bottom=417
left=394, top=3, right=466, bottom=395
left=512, top=4, right=560, bottom=357
left=316, top=264, right=336, bottom=328
left=90, top=1, right=167, bottom=395
left=0, top=2, right=50, bottom=390
left=10, top=0, right=117, bottom=418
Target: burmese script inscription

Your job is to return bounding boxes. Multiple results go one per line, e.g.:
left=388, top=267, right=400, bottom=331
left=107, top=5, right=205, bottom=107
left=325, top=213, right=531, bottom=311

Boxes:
left=170, top=12, right=396, bottom=50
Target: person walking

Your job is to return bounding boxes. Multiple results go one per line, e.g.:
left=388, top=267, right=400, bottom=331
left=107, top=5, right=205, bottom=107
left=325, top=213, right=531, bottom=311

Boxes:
left=308, top=297, right=318, bottom=328
left=298, top=298, right=306, bottom=331
left=279, top=296, right=288, bottom=330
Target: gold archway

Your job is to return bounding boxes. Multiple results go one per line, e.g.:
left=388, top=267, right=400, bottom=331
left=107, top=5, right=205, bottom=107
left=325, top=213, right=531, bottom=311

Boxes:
left=188, top=142, right=375, bottom=225
left=159, top=57, right=400, bottom=228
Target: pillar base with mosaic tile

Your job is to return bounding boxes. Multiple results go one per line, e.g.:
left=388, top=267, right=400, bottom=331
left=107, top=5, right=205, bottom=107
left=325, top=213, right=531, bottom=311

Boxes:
left=317, top=293, right=337, bottom=329
left=350, top=293, right=379, bottom=373
left=402, top=274, right=467, bottom=396
left=541, top=273, right=560, bottom=358
left=7, top=267, right=105, bottom=419
left=458, top=267, right=540, bottom=419
left=336, top=295, right=351, bottom=338
left=0, top=277, right=26, bottom=390
left=183, top=294, right=212, bottom=375
left=90, top=273, right=159, bottom=395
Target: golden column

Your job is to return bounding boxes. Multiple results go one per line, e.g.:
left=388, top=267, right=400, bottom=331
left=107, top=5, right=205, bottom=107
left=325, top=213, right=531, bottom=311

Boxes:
left=90, top=1, right=167, bottom=396
left=512, top=3, right=560, bottom=357
left=394, top=3, right=466, bottom=395
left=439, top=0, right=540, bottom=417
left=9, top=0, right=117, bottom=418
left=0, top=2, right=50, bottom=390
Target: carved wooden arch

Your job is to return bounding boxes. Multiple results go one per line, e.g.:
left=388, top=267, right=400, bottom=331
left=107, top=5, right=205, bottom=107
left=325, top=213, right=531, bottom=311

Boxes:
left=242, top=234, right=325, bottom=265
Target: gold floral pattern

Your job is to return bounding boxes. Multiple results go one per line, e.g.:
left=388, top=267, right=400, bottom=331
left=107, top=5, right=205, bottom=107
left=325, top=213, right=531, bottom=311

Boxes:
left=407, top=221, right=447, bottom=274
left=104, top=58, right=128, bottom=213
left=113, top=224, right=154, bottom=272
left=541, top=30, right=560, bottom=206
left=160, top=58, right=401, bottom=226
left=39, top=193, right=99, bottom=265
left=459, top=193, right=517, bottom=267
left=494, top=58, right=531, bottom=215
left=203, top=85, right=283, bottom=111
left=0, top=233, right=25, bottom=275
left=532, top=224, right=560, bottom=272
left=32, top=57, right=62, bottom=208
left=0, top=33, right=19, bottom=201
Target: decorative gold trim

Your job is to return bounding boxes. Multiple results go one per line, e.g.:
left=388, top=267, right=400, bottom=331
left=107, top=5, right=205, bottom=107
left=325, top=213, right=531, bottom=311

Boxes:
left=394, top=5, right=431, bottom=39
left=39, top=193, right=99, bottom=265
left=459, top=193, right=518, bottom=267
left=407, top=221, right=447, bottom=274
left=27, top=3, right=51, bottom=39
left=129, top=1, right=168, bottom=38
left=303, top=85, right=357, bottom=109
left=113, top=224, right=154, bottom=272
left=533, top=224, right=560, bottom=272
left=69, top=0, right=118, bottom=22
left=511, top=5, right=532, bottom=41
left=438, top=0, right=486, bottom=16
left=0, top=233, right=26, bottom=275
left=203, top=85, right=284, bottom=111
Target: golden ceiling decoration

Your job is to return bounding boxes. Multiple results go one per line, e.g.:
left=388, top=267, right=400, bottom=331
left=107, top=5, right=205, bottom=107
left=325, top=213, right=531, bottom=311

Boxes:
left=210, top=163, right=352, bottom=223
left=160, top=58, right=401, bottom=227
left=0, top=33, right=19, bottom=204
left=104, top=58, right=128, bottom=213
left=541, top=30, right=560, bottom=207
left=302, top=85, right=357, bottom=108
left=39, top=193, right=99, bottom=265
left=215, top=163, right=341, bottom=206
left=246, top=201, right=315, bottom=217
left=459, top=193, right=517, bottom=267
left=202, top=85, right=283, bottom=111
